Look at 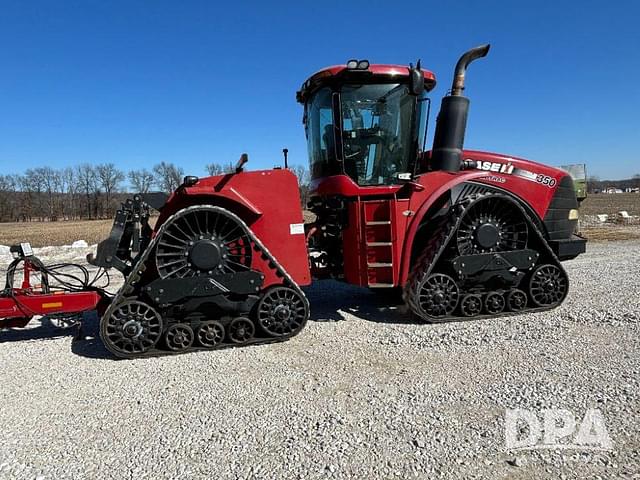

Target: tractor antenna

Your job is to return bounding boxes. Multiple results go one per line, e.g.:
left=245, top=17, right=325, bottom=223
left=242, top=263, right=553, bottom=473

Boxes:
left=283, top=148, right=289, bottom=169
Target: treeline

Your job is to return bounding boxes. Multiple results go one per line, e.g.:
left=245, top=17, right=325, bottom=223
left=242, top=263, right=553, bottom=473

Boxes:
left=587, top=175, right=640, bottom=193
left=0, top=161, right=310, bottom=223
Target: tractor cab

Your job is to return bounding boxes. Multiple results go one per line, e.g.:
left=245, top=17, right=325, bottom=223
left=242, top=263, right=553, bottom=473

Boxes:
left=297, top=62, right=438, bottom=285
left=297, top=63, right=437, bottom=188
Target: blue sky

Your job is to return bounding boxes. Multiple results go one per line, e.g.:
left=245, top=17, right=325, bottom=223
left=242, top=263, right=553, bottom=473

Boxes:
left=0, top=0, right=638, bottom=180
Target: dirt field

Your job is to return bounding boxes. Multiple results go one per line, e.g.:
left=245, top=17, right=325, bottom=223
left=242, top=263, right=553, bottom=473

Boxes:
left=0, top=216, right=162, bottom=248
left=0, top=219, right=114, bottom=247
left=580, top=226, right=640, bottom=242
left=580, top=192, right=640, bottom=216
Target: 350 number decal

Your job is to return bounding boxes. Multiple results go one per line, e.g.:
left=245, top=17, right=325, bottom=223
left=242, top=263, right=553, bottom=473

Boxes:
left=536, top=174, right=556, bottom=187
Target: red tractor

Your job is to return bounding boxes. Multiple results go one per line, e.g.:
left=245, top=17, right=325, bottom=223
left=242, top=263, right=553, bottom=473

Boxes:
left=83, top=44, right=585, bottom=358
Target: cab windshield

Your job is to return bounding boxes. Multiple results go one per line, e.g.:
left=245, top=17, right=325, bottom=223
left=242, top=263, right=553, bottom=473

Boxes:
left=340, top=83, right=415, bottom=185
left=304, top=83, right=418, bottom=184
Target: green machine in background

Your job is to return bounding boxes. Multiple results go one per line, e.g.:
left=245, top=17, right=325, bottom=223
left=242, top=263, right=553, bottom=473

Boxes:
left=561, top=164, right=587, bottom=201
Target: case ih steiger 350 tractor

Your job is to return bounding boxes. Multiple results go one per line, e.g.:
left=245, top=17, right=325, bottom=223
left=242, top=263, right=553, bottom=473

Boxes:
left=0, top=45, right=586, bottom=358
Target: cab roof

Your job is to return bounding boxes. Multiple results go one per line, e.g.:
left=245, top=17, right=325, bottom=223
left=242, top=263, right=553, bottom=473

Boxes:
left=296, top=63, right=437, bottom=103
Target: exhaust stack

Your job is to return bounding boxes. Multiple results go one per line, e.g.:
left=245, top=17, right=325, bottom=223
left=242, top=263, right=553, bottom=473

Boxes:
left=431, top=44, right=491, bottom=172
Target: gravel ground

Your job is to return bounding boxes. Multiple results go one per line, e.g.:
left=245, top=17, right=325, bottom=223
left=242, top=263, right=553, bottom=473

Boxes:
left=0, top=241, right=639, bottom=479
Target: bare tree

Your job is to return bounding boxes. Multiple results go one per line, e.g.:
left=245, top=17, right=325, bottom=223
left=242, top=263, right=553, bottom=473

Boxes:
left=128, top=169, right=155, bottom=193
left=0, top=174, right=18, bottom=221
left=289, top=164, right=311, bottom=207
left=205, top=163, right=224, bottom=176
left=23, top=169, right=46, bottom=221
left=97, top=163, right=124, bottom=214
left=60, top=167, right=77, bottom=219
left=153, top=162, right=184, bottom=193
left=37, top=166, right=59, bottom=220
left=76, top=164, right=98, bottom=219
left=289, top=164, right=310, bottom=186
left=15, top=174, right=31, bottom=221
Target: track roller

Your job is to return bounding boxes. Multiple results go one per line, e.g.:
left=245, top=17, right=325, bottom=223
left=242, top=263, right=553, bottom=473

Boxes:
left=196, top=321, right=225, bottom=348
left=165, top=323, right=194, bottom=352
left=460, top=294, right=482, bottom=317
left=507, top=289, right=528, bottom=311
left=484, top=292, right=505, bottom=314
left=228, top=317, right=255, bottom=344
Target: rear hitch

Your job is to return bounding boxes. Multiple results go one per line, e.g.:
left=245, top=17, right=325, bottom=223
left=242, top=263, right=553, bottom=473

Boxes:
left=87, top=194, right=152, bottom=275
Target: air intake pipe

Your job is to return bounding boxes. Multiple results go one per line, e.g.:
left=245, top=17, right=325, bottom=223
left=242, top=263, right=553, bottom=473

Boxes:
left=430, top=44, right=491, bottom=172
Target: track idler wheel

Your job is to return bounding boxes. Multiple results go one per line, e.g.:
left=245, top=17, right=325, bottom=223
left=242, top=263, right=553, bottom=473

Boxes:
left=484, top=292, right=506, bottom=314
left=529, top=264, right=568, bottom=307
left=165, top=323, right=194, bottom=352
left=196, top=321, right=225, bottom=348
left=416, top=273, right=460, bottom=319
left=102, top=300, right=163, bottom=356
left=228, top=317, right=255, bottom=344
left=256, top=286, right=309, bottom=337
left=507, top=289, right=528, bottom=311
left=460, top=294, right=482, bottom=317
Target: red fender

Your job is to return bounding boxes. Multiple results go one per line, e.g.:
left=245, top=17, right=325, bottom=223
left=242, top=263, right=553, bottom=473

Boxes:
left=153, top=169, right=311, bottom=287
left=398, top=170, right=489, bottom=285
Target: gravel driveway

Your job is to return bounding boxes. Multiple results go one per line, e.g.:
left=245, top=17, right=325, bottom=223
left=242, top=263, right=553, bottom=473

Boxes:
left=0, top=240, right=638, bottom=479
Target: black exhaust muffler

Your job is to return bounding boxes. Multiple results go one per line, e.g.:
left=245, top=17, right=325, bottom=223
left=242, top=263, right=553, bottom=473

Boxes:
left=431, top=44, right=490, bottom=172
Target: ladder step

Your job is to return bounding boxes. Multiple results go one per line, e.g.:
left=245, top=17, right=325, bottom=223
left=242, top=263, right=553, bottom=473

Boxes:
left=368, top=262, right=393, bottom=268
left=365, top=221, right=391, bottom=226
left=368, top=283, right=395, bottom=288
left=367, top=242, right=393, bottom=246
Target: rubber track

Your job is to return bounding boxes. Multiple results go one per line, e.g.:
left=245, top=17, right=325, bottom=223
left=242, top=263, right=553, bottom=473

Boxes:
left=100, top=205, right=310, bottom=358
left=403, top=193, right=569, bottom=323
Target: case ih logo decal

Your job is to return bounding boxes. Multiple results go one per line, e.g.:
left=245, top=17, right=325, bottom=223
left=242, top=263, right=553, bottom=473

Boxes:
left=470, top=159, right=557, bottom=188
left=475, top=160, right=514, bottom=174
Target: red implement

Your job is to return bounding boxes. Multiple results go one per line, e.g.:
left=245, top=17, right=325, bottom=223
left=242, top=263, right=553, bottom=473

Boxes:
left=0, top=290, right=102, bottom=328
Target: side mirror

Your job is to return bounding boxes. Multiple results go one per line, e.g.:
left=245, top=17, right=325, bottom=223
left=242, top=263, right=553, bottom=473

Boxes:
left=182, top=176, right=199, bottom=187
left=409, top=64, right=425, bottom=96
